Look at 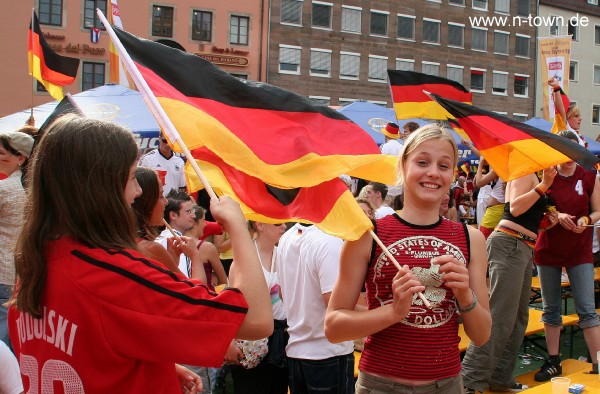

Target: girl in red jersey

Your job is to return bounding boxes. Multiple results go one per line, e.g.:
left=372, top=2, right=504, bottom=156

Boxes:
left=325, top=124, right=491, bottom=394
left=532, top=130, right=600, bottom=381
left=8, top=114, right=272, bottom=394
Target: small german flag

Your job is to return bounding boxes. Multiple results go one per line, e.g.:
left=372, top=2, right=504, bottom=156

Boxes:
left=186, top=147, right=373, bottom=241
left=388, top=70, right=472, bottom=121
left=429, top=93, right=599, bottom=182
left=28, top=12, right=79, bottom=100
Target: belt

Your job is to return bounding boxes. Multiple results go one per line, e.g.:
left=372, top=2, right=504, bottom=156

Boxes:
left=495, top=225, right=536, bottom=248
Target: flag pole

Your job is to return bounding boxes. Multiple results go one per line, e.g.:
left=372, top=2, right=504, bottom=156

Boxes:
left=368, top=230, right=431, bottom=308
left=96, top=8, right=218, bottom=200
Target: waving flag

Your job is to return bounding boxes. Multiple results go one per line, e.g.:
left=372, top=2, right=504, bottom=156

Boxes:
left=429, top=93, right=599, bottom=181
left=28, top=12, right=79, bottom=100
left=111, top=26, right=396, bottom=188
left=388, top=70, right=472, bottom=121
left=186, top=148, right=373, bottom=240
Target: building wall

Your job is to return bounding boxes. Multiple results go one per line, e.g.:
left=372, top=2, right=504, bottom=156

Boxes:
left=0, top=0, right=268, bottom=117
left=267, top=0, right=537, bottom=120
left=537, top=1, right=600, bottom=140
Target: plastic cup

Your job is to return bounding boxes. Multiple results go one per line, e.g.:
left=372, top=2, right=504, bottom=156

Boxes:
left=551, top=377, right=570, bottom=394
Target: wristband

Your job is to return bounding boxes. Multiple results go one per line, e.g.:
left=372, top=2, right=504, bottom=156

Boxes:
left=553, top=86, right=561, bottom=92
left=458, top=291, right=478, bottom=313
left=582, top=215, right=591, bottom=225
left=533, top=186, right=544, bottom=197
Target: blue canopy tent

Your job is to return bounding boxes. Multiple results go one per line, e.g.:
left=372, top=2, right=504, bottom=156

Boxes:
left=524, top=117, right=600, bottom=155
left=0, top=84, right=160, bottom=149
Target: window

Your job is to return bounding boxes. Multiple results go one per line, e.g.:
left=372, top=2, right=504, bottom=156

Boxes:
left=589, top=0, right=599, bottom=5
left=447, top=65, right=464, bottom=85
left=494, top=31, right=509, bottom=54
left=82, top=62, right=105, bottom=91
left=513, top=113, right=528, bottom=122
left=593, top=105, right=600, bottom=124
left=152, top=5, right=174, bottom=37
left=397, top=15, right=415, bottom=40
left=517, top=0, right=529, bottom=16
left=514, top=74, right=529, bottom=96
left=594, top=65, right=600, bottom=85
left=39, top=0, right=62, bottom=26
left=449, top=0, right=465, bottom=5
left=339, top=98, right=358, bottom=106
left=310, top=49, right=331, bottom=77
left=515, top=34, right=530, bottom=57
left=470, top=69, right=485, bottom=92
left=448, top=23, right=464, bottom=47
left=422, top=62, right=440, bottom=77
left=340, top=52, right=360, bottom=79
left=309, top=96, right=330, bottom=105
left=84, top=0, right=107, bottom=29
left=472, top=0, right=487, bottom=10
left=570, top=61, right=578, bottom=82
left=192, top=11, right=212, bottom=41
left=368, top=55, right=387, bottom=82
left=492, top=71, right=508, bottom=94
left=495, top=0, right=509, bottom=13
left=550, top=16, right=560, bottom=36
left=279, top=45, right=301, bottom=74
left=281, top=0, right=303, bottom=25
left=230, top=16, right=249, bottom=45
left=341, top=6, right=361, bottom=33
left=595, top=26, right=600, bottom=45
left=370, top=11, right=388, bottom=36
left=423, top=19, right=440, bottom=44
left=312, top=2, right=332, bottom=29
left=568, top=20, right=578, bottom=41
left=472, top=28, right=487, bottom=51
left=396, top=58, right=414, bottom=71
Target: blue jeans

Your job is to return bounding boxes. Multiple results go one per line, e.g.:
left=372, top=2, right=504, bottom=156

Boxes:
left=537, top=263, right=600, bottom=329
left=288, top=353, right=355, bottom=394
left=0, top=284, right=13, bottom=349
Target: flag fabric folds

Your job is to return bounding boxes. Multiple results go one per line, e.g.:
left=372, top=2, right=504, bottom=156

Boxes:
left=186, top=148, right=373, bottom=240
left=388, top=70, right=472, bottom=121
left=28, top=12, right=79, bottom=101
left=111, top=26, right=397, bottom=188
left=429, top=93, right=599, bottom=182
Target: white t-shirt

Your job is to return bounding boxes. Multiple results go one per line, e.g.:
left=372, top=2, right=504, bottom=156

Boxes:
left=138, top=149, right=186, bottom=196
left=276, top=224, right=353, bottom=359
left=374, top=205, right=396, bottom=219
left=0, top=341, right=23, bottom=394
left=476, top=185, right=492, bottom=227
left=380, top=139, right=403, bottom=156
left=155, top=228, right=190, bottom=277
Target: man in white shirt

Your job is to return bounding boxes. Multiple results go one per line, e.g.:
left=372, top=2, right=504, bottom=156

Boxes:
left=138, top=134, right=187, bottom=197
left=277, top=224, right=355, bottom=393
left=365, top=182, right=396, bottom=219
left=379, top=122, right=402, bottom=157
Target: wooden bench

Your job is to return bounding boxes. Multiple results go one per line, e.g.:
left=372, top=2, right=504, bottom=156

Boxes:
left=519, top=361, right=596, bottom=393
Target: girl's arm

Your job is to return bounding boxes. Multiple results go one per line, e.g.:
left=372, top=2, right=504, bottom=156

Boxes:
left=474, top=156, right=498, bottom=188
left=201, top=241, right=228, bottom=285
left=325, top=232, right=425, bottom=343
left=137, top=240, right=185, bottom=275
left=507, top=168, right=556, bottom=217
left=574, top=173, right=600, bottom=232
left=213, top=233, right=232, bottom=254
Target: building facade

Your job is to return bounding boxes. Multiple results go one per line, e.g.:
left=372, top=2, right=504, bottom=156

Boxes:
left=267, top=0, right=537, bottom=120
left=0, top=0, right=268, bottom=117
left=537, top=0, right=600, bottom=140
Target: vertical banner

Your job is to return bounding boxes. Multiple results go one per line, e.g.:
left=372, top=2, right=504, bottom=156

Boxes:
left=108, top=0, right=133, bottom=88
left=538, top=36, right=572, bottom=120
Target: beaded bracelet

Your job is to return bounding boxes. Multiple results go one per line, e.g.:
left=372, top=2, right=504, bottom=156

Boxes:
left=458, top=291, right=478, bottom=313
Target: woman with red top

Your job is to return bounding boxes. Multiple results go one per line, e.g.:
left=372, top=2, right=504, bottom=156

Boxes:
left=7, top=115, right=272, bottom=393
left=325, top=124, right=491, bottom=393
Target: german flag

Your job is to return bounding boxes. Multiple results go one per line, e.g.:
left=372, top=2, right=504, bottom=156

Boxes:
left=28, top=12, right=79, bottom=101
left=430, top=93, right=599, bottom=182
left=186, top=148, right=373, bottom=240
left=112, top=26, right=397, bottom=188
left=388, top=70, right=472, bottom=121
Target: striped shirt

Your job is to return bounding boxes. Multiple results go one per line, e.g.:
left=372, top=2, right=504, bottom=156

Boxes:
left=360, top=214, right=470, bottom=381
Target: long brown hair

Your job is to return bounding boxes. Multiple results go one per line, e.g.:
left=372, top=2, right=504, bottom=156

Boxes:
left=132, top=167, right=161, bottom=240
left=12, top=114, right=139, bottom=317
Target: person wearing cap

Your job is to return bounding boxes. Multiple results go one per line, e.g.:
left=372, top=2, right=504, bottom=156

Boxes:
left=0, top=129, right=35, bottom=348
left=380, top=122, right=403, bottom=157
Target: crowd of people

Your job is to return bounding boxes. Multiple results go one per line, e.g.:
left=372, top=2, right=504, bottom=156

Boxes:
left=0, top=95, right=599, bottom=394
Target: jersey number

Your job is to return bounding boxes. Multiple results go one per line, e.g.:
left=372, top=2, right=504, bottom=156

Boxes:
left=20, top=354, right=84, bottom=393
left=575, top=180, right=584, bottom=196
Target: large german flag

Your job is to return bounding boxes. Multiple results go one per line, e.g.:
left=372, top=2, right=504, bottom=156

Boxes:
left=388, top=70, right=472, bottom=121
left=185, top=148, right=373, bottom=240
left=430, top=93, right=599, bottom=181
left=28, top=12, right=79, bottom=101
left=112, top=26, right=397, bottom=188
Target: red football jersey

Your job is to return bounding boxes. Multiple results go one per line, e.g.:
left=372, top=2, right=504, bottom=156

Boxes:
left=9, top=237, right=247, bottom=393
